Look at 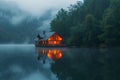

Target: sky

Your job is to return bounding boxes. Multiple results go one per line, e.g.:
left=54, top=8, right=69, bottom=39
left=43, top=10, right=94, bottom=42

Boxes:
left=0, top=0, right=83, bottom=17
left=0, top=0, right=83, bottom=31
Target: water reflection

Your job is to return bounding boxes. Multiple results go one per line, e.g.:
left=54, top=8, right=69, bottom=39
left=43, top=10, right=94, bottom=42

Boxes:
left=0, top=45, right=58, bottom=80
left=47, top=49, right=62, bottom=61
left=36, top=48, right=63, bottom=64
left=50, top=48, right=120, bottom=80
left=1, top=46, right=120, bottom=80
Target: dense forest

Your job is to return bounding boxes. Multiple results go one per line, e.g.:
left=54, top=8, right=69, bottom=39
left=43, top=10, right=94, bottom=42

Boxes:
left=50, top=0, right=120, bottom=47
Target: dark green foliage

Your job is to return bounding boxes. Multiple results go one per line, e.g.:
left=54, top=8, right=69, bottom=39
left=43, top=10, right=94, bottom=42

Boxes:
left=51, top=48, right=120, bottom=80
left=68, top=25, right=85, bottom=46
left=50, top=0, right=120, bottom=47
left=51, top=9, right=70, bottom=43
left=82, top=14, right=101, bottom=46
left=100, top=0, right=120, bottom=47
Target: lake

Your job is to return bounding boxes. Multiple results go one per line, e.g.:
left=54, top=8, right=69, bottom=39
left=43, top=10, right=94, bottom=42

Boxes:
left=0, top=45, right=120, bottom=80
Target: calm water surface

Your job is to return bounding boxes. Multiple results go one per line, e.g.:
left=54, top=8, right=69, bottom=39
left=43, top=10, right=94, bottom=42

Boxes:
left=0, top=45, right=120, bottom=80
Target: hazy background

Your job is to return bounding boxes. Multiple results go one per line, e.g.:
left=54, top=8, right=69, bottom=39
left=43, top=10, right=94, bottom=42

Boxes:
left=0, top=0, right=83, bottom=44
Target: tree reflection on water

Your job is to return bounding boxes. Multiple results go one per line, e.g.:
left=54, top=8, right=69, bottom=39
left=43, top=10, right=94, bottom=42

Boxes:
left=36, top=48, right=120, bottom=80
left=51, top=48, right=120, bottom=80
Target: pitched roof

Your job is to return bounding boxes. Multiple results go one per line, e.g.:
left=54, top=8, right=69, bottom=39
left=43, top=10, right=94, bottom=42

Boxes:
left=39, top=32, right=55, bottom=40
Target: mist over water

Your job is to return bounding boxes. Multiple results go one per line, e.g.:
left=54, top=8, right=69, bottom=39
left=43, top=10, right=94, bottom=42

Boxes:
left=0, top=44, right=34, bottom=47
left=0, top=44, right=120, bottom=80
left=0, top=45, right=58, bottom=80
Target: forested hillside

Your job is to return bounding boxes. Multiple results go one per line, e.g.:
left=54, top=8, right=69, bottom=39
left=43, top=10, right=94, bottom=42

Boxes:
left=50, top=0, right=120, bottom=47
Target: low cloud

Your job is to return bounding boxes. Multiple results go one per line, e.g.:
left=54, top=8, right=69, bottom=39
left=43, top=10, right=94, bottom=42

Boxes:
left=0, top=0, right=83, bottom=43
left=0, top=0, right=83, bottom=28
left=1, top=0, right=83, bottom=17
left=11, top=15, right=26, bottom=25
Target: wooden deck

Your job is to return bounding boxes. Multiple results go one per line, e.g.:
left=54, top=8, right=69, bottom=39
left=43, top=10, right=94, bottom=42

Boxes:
left=35, top=44, right=66, bottom=47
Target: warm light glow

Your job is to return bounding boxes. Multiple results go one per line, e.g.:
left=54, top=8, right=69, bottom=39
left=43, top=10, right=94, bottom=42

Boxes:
left=48, top=34, right=62, bottom=45
left=54, top=41, right=56, bottom=44
left=42, top=49, right=45, bottom=54
left=47, top=49, right=62, bottom=61
left=48, top=38, right=51, bottom=40
left=48, top=34, right=62, bottom=41
left=47, top=52, right=52, bottom=59
left=56, top=52, right=62, bottom=59
left=57, top=37, right=62, bottom=40
left=37, top=49, right=63, bottom=62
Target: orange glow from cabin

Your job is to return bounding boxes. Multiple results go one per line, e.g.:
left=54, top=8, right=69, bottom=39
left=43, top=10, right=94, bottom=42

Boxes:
left=57, top=37, right=62, bottom=40
left=47, top=49, right=62, bottom=60
left=37, top=48, right=63, bottom=62
left=37, top=32, right=63, bottom=46
left=48, top=35, right=62, bottom=41
left=54, top=41, right=56, bottom=45
left=48, top=37, right=62, bottom=41
left=47, top=34, right=62, bottom=45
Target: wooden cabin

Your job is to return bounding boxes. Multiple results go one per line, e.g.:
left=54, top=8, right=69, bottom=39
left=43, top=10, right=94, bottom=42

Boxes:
left=35, top=31, right=63, bottom=46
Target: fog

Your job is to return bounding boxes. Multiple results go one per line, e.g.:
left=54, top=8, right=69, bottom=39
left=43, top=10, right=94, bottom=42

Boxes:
left=0, top=0, right=83, bottom=27
left=0, top=0, right=83, bottom=43
left=0, top=45, right=57, bottom=80
left=1, top=0, right=83, bottom=17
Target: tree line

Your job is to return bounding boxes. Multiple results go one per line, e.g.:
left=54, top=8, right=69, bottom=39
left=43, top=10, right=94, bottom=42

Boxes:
left=50, top=0, right=120, bottom=47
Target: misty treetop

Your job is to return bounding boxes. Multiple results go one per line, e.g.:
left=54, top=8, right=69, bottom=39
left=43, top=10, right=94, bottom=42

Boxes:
left=50, top=0, right=120, bottom=47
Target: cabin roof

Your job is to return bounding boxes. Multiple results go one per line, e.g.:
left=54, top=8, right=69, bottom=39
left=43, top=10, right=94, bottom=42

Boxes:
left=39, top=32, right=56, bottom=40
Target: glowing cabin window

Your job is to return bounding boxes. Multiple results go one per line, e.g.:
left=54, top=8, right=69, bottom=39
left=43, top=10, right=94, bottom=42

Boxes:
left=47, top=33, right=62, bottom=45
left=57, top=36, right=62, bottom=40
left=48, top=34, right=62, bottom=41
left=54, top=41, right=56, bottom=44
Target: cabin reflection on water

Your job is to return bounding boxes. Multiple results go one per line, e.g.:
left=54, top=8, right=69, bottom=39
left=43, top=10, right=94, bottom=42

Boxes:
left=36, top=48, right=63, bottom=64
